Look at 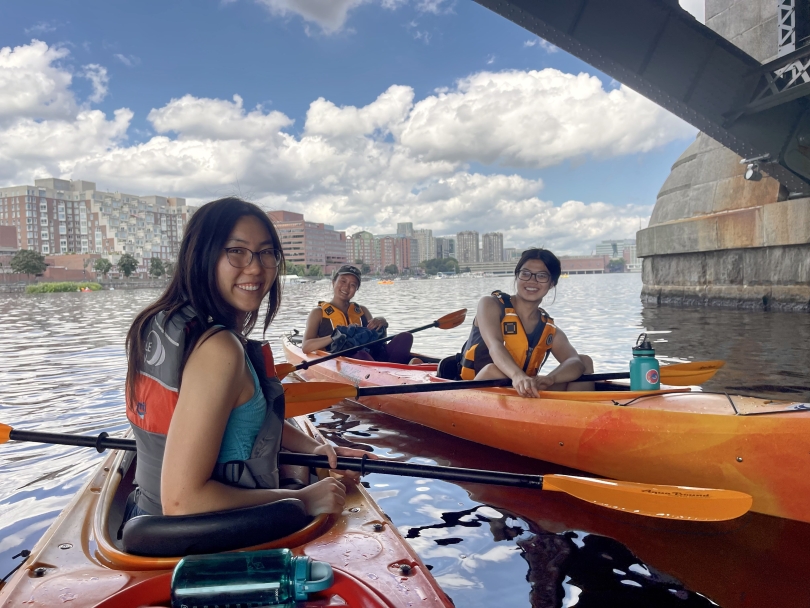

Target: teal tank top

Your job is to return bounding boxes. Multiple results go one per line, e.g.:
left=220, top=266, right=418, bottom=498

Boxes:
left=217, top=354, right=267, bottom=463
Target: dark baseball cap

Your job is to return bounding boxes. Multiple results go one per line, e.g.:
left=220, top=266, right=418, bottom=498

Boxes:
left=333, top=264, right=362, bottom=285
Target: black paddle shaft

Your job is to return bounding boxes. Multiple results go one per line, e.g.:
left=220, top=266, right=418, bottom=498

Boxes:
left=295, top=320, right=437, bottom=370
left=6, top=429, right=544, bottom=489
left=281, top=453, right=545, bottom=489
left=352, top=373, right=630, bottom=396
left=9, top=429, right=136, bottom=453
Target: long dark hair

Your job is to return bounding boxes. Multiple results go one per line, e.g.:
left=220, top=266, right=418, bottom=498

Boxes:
left=125, top=197, right=285, bottom=405
left=515, top=247, right=562, bottom=286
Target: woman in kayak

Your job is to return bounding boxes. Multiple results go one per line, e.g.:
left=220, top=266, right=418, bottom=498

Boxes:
left=301, top=264, right=415, bottom=364
left=454, top=247, right=593, bottom=398
left=124, top=198, right=372, bottom=520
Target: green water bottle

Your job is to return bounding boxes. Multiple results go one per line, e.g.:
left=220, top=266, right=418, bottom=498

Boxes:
left=170, top=548, right=334, bottom=608
left=630, top=333, right=660, bottom=391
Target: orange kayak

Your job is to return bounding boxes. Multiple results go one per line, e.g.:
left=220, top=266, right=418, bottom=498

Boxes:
left=0, top=415, right=452, bottom=608
left=283, top=336, right=810, bottom=523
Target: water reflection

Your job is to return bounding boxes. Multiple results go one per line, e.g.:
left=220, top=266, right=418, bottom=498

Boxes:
left=1, top=275, right=809, bottom=607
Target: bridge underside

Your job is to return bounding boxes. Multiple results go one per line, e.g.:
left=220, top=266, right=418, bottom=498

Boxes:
left=474, top=0, right=810, bottom=194
left=474, top=0, right=810, bottom=311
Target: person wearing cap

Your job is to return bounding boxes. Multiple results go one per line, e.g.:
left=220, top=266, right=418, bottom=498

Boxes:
left=302, top=264, right=414, bottom=363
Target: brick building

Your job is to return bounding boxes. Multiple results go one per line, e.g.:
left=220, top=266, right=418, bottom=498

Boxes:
left=268, top=210, right=348, bottom=274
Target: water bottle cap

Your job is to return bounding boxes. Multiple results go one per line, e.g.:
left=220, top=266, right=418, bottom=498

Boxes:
left=292, top=555, right=334, bottom=600
left=633, top=333, right=654, bottom=355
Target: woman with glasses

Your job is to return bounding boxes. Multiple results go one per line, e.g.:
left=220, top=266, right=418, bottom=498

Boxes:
left=123, top=197, right=372, bottom=522
left=454, top=248, right=593, bottom=398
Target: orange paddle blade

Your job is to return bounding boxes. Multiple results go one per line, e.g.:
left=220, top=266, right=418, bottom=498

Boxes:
left=275, top=362, right=297, bottom=381
left=435, top=309, right=467, bottom=330
left=283, top=382, right=358, bottom=418
left=660, top=360, right=725, bottom=386
left=543, top=475, right=752, bottom=521
left=664, top=360, right=725, bottom=372
left=0, top=423, right=10, bottom=443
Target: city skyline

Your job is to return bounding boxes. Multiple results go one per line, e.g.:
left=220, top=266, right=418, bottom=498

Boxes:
left=0, top=2, right=701, bottom=257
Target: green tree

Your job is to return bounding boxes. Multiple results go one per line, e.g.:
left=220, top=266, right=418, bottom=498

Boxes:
left=11, top=249, right=47, bottom=280
left=163, top=261, right=174, bottom=277
left=384, top=264, right=398, bottom=275
left=285, top=263, right=306, bottom=276
left=419, top=257, right=460, bottom=276
left=360, top=263, right=371, bottom=275
left=118, top=253, right=139, bottom=278
left=607, top=258, right=626, bottom=273
left=93, top=258, right=113, bottom=278
left=149, top=257, right=165, bottom=278
left=305, top=264, right=323, bottom=277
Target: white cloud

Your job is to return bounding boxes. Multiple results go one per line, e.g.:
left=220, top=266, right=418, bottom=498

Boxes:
left=114, top=53, right=141, bottom=67
left=0, top=41, right=131, bottom=183
left=0, top=40, right=76, bottom=124
left=524, top=38, right=557, bottom=53
left=0, top=40, right=688, bottom=254
left=252, top=0, right=369, bottom=34
left=416, top=0, right=454, bottom=14
left=149, top=94, right=293, bottom=141
left=80, top=64, right=109, bottom=103
left=396, top=69, right=695, bottom=168
left=24, top=22, right=59, bottom=35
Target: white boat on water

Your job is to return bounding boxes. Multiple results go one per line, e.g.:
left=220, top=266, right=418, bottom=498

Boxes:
left=281, top=274, right=305, bottom=284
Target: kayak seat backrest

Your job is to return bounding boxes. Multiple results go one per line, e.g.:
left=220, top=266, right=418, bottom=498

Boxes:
left=437, top=354, right=462, bottom=380
left=121, top=499, right=310, bottom=557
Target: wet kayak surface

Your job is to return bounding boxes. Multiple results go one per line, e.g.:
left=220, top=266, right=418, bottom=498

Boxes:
left=1, top=274, right=809, bottom=606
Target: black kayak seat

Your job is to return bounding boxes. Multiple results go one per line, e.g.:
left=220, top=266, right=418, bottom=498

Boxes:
left=437, top=354, right=462, bottom=380
left=122, top=498, right=310, bottom=557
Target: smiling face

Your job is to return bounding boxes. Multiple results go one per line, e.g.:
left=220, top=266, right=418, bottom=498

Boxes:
left=515, top=258, right=554, bottom=303
left=332, top=273, right=360, bottom=303
left=216, top=215, right=278, bottom=322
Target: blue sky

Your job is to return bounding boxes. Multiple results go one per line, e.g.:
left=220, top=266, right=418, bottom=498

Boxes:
left=0, top=0, right=701, bottom=253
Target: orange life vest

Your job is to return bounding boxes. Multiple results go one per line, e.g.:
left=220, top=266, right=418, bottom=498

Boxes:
left=460, top=290, right=556, bottom=380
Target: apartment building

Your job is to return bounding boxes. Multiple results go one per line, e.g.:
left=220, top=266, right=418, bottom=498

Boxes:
left=268, top=210, right=347, bottom=273
left=413, top=228, right=435, bottom=263
left=0, top=178, right=195, bottom=268
left=482, top=232, right=504, bottom=262
left=378, top=235, right=418, bottom=272
left=347, top=231, right=380, bottom=270
left=456, top=230, right=480, bottom=264
left=396, top=222, right=414, bottom=238
left=435, top=236, right=456, bottom=259
left=503, top=247, right=520, bottom=261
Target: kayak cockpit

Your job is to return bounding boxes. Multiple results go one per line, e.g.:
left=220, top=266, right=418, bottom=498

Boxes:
left=95, top=445, right=334, bottom=570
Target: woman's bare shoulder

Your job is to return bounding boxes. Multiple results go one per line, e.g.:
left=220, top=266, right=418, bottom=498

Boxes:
left=192, top=329, right=244, bottom=367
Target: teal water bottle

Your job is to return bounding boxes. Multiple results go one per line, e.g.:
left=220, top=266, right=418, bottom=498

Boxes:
left=171, top=548, right=334, bottom=608
left=629, top=333, right=660, bottom=391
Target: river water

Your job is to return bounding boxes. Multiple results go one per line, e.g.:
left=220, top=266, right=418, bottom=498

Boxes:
left=1, top=274, right=809, bottom=607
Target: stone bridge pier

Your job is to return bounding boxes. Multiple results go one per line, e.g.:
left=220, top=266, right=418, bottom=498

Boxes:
left=638, top=0, right=810, bottom=312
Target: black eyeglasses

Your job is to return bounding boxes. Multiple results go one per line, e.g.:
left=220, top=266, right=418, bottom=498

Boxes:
left=223, top=247, right=282, bottom=269
left=517, top=269, right=551, bottom=283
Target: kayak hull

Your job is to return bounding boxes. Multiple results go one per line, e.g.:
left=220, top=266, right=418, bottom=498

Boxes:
left=0, top=416, right=452, bottom=607
left=283, top=337, right=810, bottom=523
